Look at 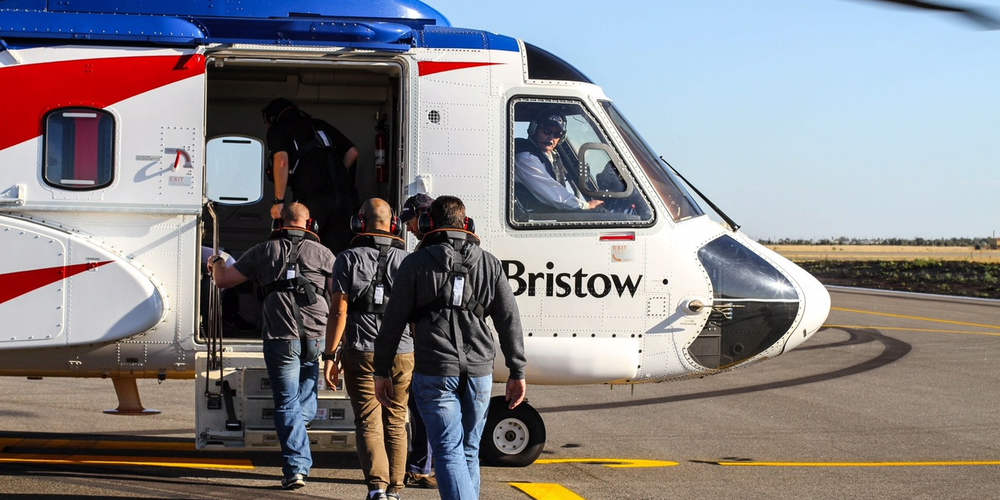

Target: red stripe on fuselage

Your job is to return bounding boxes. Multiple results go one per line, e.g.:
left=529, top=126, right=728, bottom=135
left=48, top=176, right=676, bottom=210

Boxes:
left=0, top=54, right=206, bottom=151
left=418, top=61, right=501, bottom=76
left=0, top=261, right=113, bottom=305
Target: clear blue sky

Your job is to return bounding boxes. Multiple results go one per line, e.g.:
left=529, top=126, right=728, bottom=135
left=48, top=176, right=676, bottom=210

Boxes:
left=427, top=1, right=1000, bottom=240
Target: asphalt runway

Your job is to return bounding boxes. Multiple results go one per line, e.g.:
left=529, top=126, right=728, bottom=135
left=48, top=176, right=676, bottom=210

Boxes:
left=1, top=287, right=998, bottom=499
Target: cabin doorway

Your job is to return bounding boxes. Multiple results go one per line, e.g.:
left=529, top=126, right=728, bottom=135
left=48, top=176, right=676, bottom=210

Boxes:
left=201, top=55, right=407, bottom=341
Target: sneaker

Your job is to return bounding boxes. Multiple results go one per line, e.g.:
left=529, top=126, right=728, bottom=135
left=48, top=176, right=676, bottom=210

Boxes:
left=405, top=472, right=437, bottom=489
left=386, top=493, right=401, bottom=500
left=282, top=473, right=305, bottom=490
left=367, top=492, right=388, bottom=500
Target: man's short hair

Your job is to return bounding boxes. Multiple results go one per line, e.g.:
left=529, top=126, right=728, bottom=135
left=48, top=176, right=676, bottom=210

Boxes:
left=360, top=198, right=392, bottom=230
left=281, top=202, right=310, bottom=226
left=400, top=193, right=435, bottom=223
left=430, top=195, right=466, bottom=229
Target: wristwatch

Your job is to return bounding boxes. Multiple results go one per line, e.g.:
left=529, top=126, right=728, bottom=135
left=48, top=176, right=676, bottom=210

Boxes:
left=273, top=197, right=285, bottom=204
left=320, top=351, right=336, bottom=362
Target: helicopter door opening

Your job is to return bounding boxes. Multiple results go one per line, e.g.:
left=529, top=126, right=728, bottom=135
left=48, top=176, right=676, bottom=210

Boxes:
left=201, top=58, right=405, bottom=342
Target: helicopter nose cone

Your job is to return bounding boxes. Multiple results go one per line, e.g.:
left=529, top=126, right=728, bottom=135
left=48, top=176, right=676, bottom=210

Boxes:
left=783, top=264, right=831, bottom=353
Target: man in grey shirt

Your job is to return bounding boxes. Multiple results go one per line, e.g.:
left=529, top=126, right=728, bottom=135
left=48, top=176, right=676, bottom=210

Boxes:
left=210, top=202, right=334, bottom=490
left=323, top=198, right=411, bottom=500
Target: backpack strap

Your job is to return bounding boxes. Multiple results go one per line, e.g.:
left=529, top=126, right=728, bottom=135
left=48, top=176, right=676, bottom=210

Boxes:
left=348, top=244, right=393, bottom=315
left=260, top=234, right=324, bottom=337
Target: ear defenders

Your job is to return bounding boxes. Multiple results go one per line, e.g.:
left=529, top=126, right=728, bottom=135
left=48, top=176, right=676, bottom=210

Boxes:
left=417, top=212, right=475, bottom=236
left=350, top=211, right=400, bottom=235
left=274, top=217, right=319, bottom=233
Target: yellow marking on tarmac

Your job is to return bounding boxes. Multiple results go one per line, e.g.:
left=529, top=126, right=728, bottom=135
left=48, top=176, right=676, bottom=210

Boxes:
left=534, top=458, right=678, bottom=468
left=830, top=307, right=1000, bottom=331
left=510, top=482, right=586, bottom=499
left=823, top=324, right=1000, bottom=338
left=718, top=460, right=1000, bottom=467
left=0, top=453, right=253, bottom=470
left=0, top=437, right=194, bottom=452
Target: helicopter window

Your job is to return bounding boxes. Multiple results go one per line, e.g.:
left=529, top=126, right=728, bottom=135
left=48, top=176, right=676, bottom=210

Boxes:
left=507, top=98, right=654, bottom=229
left=524, top=43, right=592, bottom=83
left=600, top=101, right=703, bottom=222
left=43, top=107, right=115, bottom=191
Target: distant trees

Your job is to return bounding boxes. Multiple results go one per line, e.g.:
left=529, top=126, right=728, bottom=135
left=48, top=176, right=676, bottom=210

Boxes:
left=758, top=237, right=991, bottom=247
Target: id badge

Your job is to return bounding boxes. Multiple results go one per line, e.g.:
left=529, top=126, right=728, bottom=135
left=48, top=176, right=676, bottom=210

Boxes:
left=286, top=269, right=296, bottom=280
left=374, top=284, right=385, bottom=305
left=451, top=276, right=465, bottom=306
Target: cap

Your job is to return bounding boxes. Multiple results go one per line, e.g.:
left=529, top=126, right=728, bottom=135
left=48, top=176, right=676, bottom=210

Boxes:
left=400, top=193, right=435, bottom=223
left=261, top=98, right=295, bottom=123
left=538, top=113, right=567, bottom=133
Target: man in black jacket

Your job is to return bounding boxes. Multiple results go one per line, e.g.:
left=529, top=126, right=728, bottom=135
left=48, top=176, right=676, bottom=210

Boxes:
left=373, top=196, right=526, bottom=500
left=262, top=98, right=360, bottom=253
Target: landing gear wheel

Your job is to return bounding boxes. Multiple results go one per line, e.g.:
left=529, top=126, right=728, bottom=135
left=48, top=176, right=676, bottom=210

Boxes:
left=480, top=395, right=545, bottom=467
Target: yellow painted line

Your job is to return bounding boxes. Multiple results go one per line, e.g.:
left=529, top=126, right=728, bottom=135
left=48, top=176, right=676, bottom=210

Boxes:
left=510, top=482, right=586, bottom=500
left=0, top=453, right=253, bottom=470
left=823, top=324, right=1000, bottom=338
left=0, top=437, right=194, bottom=452
left=718, top=460, right=1000, bottom=467
left=533, top=458, right=678, bottom=468
left=831, top=307, right=1000, bottom=331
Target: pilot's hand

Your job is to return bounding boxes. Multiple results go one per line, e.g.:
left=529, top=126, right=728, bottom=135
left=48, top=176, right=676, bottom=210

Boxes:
left=270, top=203, right=283, bottom=219
left=375, top=376, right=394, bottom=407
left=506, top=378, right=526, bottom=409
left=587, top=200, right=605, bottom=210
left=323, top=359, right=340, bottom=390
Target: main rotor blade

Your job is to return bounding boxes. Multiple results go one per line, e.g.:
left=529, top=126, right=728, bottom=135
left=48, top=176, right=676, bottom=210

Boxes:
left=855, top=0, right=1000, bottom=29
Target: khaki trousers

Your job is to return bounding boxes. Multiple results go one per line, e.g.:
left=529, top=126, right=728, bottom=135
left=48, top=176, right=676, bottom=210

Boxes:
left=342, top=349, right=413, bottom=493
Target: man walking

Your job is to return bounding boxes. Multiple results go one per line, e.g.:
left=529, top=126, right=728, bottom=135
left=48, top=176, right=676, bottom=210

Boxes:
left=374, top=196, right=527, bottom=499
left=322, top=198, right=412, bottom=500
left=209, top=202, right=334, bottom=489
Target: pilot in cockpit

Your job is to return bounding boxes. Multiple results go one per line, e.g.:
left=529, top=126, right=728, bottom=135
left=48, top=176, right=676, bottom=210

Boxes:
left=513, top=111, right=604, bottom=212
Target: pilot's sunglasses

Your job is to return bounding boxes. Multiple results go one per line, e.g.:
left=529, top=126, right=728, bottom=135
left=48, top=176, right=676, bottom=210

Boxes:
left=540, top=127, right=564, bottom=138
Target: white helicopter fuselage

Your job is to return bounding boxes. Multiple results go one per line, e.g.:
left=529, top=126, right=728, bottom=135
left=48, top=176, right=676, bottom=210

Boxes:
left=0, top=2, right=829, bottom=456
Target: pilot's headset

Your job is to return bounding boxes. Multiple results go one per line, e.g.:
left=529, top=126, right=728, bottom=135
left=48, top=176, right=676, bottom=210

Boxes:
left=350, top=207, right=401, bottom=236
left=527, top=112, right=567, bottom=140
left=417, top=211, right=475, bottom=236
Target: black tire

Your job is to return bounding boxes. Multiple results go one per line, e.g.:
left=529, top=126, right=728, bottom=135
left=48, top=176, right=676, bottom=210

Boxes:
left=480, top=396, right=546, bottom=467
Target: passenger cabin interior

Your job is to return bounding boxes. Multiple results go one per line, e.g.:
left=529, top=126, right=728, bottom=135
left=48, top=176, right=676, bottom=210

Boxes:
left=201, top=58, right=405, bottom=339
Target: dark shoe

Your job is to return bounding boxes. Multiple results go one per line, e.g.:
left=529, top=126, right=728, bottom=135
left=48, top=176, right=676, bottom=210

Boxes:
left=282, top=473, right=305, bottom=490
left=405, top=472, right=437, bottom=489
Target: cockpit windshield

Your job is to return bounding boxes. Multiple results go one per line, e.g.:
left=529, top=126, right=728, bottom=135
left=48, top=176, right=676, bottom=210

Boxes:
left=600, top=101, right=703, bottom=222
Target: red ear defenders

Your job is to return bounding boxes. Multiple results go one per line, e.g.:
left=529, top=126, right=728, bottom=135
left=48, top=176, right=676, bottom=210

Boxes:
left=350, top=212, right=400, bottom=235
left=272, top=217, right=319, bottom=233
left=417, top=212, right=475, bottom=236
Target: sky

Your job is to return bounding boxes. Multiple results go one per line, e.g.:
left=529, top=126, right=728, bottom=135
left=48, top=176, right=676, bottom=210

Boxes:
left=426, top=1, right=1000, bottom=240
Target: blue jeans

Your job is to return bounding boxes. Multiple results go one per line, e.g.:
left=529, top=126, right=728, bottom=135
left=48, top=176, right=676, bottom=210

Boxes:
left=411, top=373, right=492, bottom=500
left=263, top=337, right=320, bottom=479
left=407, top=392, right=433, bottom=475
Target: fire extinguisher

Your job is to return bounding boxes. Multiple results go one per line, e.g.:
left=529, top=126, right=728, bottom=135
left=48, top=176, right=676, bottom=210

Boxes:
left=374, top=111, right=388, bottom=184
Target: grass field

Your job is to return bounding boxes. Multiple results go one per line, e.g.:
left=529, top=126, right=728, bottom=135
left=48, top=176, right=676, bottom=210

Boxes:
left=767, top=245, right=1000, bottom=262
left=766, top=245, right=1000, bottom=298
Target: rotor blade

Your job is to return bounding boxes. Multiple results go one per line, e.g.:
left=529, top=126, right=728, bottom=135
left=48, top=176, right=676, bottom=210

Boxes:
left=855, top=0, right=1000, bottom=29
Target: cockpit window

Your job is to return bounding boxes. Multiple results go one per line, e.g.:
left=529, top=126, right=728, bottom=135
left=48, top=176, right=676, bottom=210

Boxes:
left=524, top=43, right=592, bottom=83
left=507, top=98, right=654, bottom=229
left=600, top=101, right=703, bottom=222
